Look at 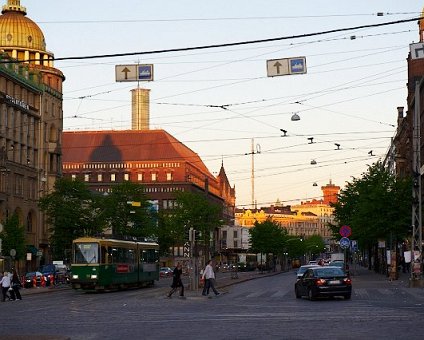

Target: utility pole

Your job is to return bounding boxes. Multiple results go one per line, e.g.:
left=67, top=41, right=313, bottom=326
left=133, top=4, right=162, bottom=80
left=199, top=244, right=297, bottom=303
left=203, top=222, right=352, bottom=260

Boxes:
left=411, top=79, right=423, bottom=287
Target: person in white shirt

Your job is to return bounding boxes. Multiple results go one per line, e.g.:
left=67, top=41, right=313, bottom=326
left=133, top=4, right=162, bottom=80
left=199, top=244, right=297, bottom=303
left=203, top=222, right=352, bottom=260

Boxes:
left=201, top=260, right=220, bottom=296
left=0, top=271, right=12, bottom=302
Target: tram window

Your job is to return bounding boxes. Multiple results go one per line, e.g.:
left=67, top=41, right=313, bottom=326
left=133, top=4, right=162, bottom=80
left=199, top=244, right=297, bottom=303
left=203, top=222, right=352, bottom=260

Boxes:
left=142, top=249, right=159, bottom=263
left=74, top=243, right=99, bottom=264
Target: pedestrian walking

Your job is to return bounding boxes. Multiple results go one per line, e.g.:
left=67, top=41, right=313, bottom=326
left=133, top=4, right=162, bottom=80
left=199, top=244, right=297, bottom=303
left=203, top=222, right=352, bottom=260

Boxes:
left=202, top=260, right=220, bottom=296
left=0, top=271, right=14, bottom=301
left=10, top=269, right=22, bottom=300
left=167, top=262, right=184, bottom=298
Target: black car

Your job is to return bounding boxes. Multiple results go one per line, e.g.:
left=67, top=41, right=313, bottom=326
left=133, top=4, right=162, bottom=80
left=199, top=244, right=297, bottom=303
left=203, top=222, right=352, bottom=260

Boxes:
left=295, top=266, right=352, bottom=300
left=24, top=271, right=45, bottom=288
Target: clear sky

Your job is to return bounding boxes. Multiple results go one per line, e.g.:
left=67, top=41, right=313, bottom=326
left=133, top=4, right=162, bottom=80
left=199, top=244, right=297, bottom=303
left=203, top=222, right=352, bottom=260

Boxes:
left=21, top=0, right=424, bottom=208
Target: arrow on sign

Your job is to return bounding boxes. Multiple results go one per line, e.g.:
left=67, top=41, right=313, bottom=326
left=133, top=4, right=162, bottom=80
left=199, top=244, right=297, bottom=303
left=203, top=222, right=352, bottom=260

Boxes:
left=273, top=61, right=282, bottom=74
left=121, top=67, right=131, bottom=80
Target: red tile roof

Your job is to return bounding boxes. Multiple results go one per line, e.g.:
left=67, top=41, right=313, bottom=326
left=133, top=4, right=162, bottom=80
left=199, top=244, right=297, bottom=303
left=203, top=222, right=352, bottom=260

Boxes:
left=62, top=129, right=214, bottom=177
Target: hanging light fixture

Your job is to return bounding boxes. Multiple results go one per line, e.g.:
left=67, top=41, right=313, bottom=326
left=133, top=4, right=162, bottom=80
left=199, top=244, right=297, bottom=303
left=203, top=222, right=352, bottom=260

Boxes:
left=291, top=113, right=300, bottom=121
left=310, top=159, right=317, bottom=165
left=313, top=182, right=318, bottom=186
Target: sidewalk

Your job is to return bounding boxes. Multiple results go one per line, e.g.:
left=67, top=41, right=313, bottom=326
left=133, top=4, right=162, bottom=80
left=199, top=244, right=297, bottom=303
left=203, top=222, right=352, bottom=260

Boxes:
left=348, top=264, right=413, bottom=289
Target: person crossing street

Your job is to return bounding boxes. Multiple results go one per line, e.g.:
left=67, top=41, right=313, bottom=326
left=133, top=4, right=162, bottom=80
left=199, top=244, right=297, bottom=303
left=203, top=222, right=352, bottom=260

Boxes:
left=202, top=260, right=220, bottom=296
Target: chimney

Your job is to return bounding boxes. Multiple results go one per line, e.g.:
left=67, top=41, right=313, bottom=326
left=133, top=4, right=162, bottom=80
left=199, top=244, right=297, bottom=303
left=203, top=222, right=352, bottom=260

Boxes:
left=131, top=88, right=150, bottom=130
left=397, top=106, right=404, bottom=127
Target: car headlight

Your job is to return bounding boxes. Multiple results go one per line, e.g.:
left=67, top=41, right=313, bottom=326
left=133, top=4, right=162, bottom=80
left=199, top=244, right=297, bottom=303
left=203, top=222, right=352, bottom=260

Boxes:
left=72, top=274, right=79, bottom=279
left=90, top=274, right=97, bottom=279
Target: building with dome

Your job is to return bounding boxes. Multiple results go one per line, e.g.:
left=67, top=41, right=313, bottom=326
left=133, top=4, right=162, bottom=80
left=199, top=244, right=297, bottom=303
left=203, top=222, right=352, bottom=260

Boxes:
left=0, top=0, right=64, bottom=271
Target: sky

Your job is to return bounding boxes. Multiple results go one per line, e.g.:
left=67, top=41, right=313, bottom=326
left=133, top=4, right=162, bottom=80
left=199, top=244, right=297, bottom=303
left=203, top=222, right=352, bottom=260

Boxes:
left=19, top=0, right=424, bottom=208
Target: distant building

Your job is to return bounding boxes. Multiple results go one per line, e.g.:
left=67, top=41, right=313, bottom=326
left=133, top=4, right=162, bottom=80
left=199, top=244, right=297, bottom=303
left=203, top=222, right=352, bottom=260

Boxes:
left=235, top=181, right=339, bottom=245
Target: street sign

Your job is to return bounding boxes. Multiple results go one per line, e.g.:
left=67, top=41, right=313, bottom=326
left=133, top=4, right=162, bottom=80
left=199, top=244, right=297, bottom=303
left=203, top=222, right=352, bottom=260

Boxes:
left=266, top=56, right=306, bottom=77
left=410, top=43, right=424, bottom=60
left=339, top=225, right=352, bottom=238
left=115, top=64, right=154, bottom=82
left=339, top=237, right=350, bottom=249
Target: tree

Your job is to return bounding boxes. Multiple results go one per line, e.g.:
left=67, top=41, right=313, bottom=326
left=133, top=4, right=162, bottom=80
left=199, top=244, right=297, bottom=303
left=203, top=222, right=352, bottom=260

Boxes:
left=0, top=213, right=26, bottom=261
left=331, top=162, right=411, bottom=270
left=39, top=178, right=104, bottom=260
left=102, top=181, right=157, bottom=239
left=159, top=191, right=222, bottom=256
left=249, top=220, right=288, bottom=269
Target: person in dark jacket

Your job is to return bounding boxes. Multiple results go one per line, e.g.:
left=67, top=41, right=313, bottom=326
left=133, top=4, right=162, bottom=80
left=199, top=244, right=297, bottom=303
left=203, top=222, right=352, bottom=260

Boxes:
left=11, top=269, right=22, bottom=300
left=167, top=262, right=184, bottom=298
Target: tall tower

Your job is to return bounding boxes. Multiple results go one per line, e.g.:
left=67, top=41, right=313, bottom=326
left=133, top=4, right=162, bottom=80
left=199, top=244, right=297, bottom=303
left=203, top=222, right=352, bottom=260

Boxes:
left=131, top=88, right=150, bottom=130
left=321, top=180, right=340, bottom=205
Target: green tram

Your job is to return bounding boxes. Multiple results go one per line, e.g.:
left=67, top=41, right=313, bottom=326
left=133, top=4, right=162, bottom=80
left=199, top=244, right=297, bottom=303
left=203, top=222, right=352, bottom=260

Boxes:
left=71, top=237, right=159, bottom=291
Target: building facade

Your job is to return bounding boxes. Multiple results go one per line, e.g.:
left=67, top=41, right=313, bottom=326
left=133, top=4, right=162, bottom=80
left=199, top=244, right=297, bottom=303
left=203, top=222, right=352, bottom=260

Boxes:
left=235, top=181, right=339, bottom=246
left=0, top=0, right=64, bottom=271
left=62, top=129, right=236, bottom=249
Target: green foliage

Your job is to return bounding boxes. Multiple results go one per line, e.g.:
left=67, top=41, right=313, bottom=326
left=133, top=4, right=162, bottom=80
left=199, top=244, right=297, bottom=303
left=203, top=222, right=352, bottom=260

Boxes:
left=303, top=235, right=326, bottom=255
left=158, top=191, right=223, bottom=255
left=249, top=219, right=288, bottom=255
left=332, top=162, right=411, bottom=249
left=39, top=178, right=104, bottom=259
left=0, top=213, right=26, bottom=260
left=102, top=181, right=157, bottom=239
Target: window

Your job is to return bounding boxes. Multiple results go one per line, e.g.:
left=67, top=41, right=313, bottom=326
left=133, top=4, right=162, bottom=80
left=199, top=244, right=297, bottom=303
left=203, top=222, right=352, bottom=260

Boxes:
left=166, top=172, right=173, bottom=181
left=111, top=173, right=116, bottom=182
left=124, top=173, right=129, bottom=181
left=137, top=173, right=143, bottom=181
left=97, top=174, right=103, bottom=182
left=71, top=174, right=76, bottom=180
left=233, top=230, right=238, bottom=238
left=151, top=173, right=157, bottom=181
left=84, top=174, right=89, bottom=182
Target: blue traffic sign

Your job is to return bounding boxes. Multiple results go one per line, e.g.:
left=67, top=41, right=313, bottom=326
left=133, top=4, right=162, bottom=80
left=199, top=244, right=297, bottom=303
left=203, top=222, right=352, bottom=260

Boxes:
left=289, top=58, right=306, bottom=74
left=340, top=237, right=350, bottom=249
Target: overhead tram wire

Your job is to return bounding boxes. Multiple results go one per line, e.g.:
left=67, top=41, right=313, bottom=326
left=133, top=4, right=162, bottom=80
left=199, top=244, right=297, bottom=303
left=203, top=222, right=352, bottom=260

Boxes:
left=0, top=16, right=421, bottom=64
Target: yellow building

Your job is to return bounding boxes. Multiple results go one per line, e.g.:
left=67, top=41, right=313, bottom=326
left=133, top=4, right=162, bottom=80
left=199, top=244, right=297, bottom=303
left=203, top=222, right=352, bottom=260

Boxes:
left=235, top=181, right=339, bottom=244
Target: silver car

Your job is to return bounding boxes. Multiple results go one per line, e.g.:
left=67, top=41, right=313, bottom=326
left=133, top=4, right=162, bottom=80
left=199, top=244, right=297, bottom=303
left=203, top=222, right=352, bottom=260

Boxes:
left=295, top=265, right=319, bottom=281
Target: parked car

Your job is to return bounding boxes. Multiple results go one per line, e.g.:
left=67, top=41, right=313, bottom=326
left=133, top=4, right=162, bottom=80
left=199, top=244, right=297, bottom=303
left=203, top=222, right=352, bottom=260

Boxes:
left=24, top=271, right=45, bottom=288
left=295, top=265, right=319, bottom=281
left=295, top=266, right=352, bottom=300
left=160, top=267, right=173, bottom=278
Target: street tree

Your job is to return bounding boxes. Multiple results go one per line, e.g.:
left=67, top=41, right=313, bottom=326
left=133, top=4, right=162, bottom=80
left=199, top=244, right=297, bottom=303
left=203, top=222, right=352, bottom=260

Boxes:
left=249, top=220, right=288, bottom=269
left=0, top=213, right=26, bottom=262
left=331, top=161, right=411, bottom=270
left=39, top=178, right=103, bottom=260
left=102, top=181, right=157, bottom=239
left=159, top=191, right=222, bottom=257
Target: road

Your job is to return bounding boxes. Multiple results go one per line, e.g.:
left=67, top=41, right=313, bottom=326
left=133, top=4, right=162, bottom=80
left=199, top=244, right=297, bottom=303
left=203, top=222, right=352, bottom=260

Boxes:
left=2, top=270, right=424, bottom=340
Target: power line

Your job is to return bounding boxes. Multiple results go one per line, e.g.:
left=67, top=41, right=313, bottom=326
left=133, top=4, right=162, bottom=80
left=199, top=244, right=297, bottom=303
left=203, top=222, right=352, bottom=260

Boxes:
left=2, top=16, right=421, bottom=63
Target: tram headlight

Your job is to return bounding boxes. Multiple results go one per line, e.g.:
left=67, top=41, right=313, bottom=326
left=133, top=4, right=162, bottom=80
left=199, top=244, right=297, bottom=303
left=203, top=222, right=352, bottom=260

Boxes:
left=72, top=274, right=79, bottom=279
left=90, top=274, right=97, bottom=279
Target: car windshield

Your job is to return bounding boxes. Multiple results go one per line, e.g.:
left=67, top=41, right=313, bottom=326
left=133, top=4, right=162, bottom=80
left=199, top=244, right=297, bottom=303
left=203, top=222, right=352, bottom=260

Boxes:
left=298, top=267, right=309, bottom=274
left=73, top=242, right=99, bottom=264
left=314, top=268, right=345, bottom=277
